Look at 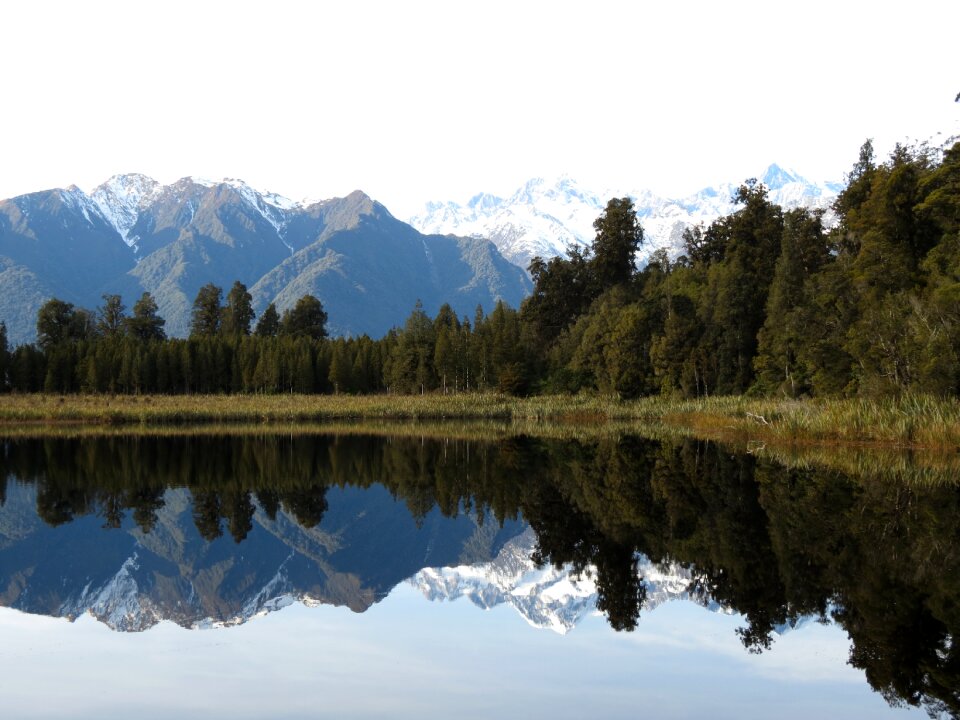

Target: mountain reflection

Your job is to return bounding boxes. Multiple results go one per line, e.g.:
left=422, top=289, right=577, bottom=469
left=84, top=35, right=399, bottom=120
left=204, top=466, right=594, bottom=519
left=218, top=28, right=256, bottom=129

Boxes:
left=0, top=431, right=958, bottom=717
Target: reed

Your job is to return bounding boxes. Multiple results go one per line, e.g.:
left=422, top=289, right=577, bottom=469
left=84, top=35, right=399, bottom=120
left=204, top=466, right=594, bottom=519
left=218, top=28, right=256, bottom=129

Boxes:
left=1, top=393, right=959, bottom=449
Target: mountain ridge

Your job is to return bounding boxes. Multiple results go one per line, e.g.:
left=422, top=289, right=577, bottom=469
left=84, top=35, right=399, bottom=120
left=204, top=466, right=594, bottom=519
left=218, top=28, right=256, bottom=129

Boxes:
left=408, top=165, right=842, bottom=271
left=0, top=177, right=531, bottom=344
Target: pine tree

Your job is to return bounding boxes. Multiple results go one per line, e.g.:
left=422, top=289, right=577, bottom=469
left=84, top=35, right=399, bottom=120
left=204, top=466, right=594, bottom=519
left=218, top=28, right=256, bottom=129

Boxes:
left=753, top=209, right=828, bottom=395
left=126, top=292, right=166, bottom=342
left=389, top=301, right=435, bottom=393
left=97, top=294, right=127, bottom=339
left=222, top=281, right=255, bottom=337
left=280, top=295, right=328, bottom=340
left=190, top=283, right=223, bottom=338
left=591, top=197, right=643, bottom=290
left=255, top=303, right=281, bottom=337
left=433, top=325, right=455, bottom=393
left=329, top=340, right=352, bottom=394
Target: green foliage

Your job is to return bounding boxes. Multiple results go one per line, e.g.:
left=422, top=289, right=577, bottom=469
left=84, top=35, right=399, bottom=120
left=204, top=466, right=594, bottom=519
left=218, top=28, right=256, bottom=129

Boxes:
left=523, top=245, right=595, bottom=347
left=6, top=138, right=960, bottom=403
left=221, top=281, right=255, bottom=337
left=280, top=295, right=328, bottom=340
left=36, top=298, right=94, bottom=351
left=190, top=283, right=223, bottom=338
left=753, top=209, right=829, bottom=396
left=97, top=294, right=126, bottom=339
left=254, top=303, right=280, bottom=337
left=127, top=292, right=166, bottom=342
left=590, top=197, right=643, bottom=289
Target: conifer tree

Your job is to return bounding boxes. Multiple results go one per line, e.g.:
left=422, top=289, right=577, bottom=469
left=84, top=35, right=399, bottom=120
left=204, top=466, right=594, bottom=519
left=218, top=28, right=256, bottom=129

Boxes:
left=222, top=281, right=255, bottom=337
left=753, top=209, right=828, bottom=395
left=126, top=292, right=166, bottom=342
left=280, top=295, right=328, bottom=340
left=190, top=284, right=223, bottom=338
left=591, top=197, right=643, bottom=290
left=255, top=303, right=281, bottom=337
left=97, top=294, right=127, bottom=339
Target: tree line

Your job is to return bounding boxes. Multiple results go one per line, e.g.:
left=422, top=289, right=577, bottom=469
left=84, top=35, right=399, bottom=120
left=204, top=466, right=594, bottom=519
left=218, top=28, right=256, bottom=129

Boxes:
left=0, top=138, right=957, bottom=397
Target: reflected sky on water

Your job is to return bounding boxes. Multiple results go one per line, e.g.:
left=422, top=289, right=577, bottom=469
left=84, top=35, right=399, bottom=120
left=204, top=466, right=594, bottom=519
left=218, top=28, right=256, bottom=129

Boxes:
left=0, top=430, right=950, bottom=718
left=0, top=585, right=919, bottom=720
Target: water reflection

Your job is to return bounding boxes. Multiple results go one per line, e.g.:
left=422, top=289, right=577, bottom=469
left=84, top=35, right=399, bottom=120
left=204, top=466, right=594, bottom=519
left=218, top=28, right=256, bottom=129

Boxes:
left=0, top=431, right=957, bottom=716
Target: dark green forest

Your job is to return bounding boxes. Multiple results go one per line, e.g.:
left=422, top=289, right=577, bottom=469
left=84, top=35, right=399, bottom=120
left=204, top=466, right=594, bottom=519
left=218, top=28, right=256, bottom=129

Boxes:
left=1, top=139, right=958, bottom=398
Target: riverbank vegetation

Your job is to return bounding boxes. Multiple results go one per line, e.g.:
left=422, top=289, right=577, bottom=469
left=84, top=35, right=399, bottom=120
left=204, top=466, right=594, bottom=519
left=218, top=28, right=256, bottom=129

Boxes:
left=2, top=392, right=960, bottom=450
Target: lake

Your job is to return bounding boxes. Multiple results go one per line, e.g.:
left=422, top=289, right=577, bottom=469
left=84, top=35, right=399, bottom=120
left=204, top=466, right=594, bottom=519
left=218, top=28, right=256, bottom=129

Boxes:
left=0, top=429, right=954, bottom=718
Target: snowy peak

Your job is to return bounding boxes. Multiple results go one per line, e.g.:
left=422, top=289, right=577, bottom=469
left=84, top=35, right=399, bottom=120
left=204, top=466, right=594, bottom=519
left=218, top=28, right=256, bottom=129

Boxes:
left=409, top=175, right=605, bottom=269
left=56, top=184, right=108, bottom=228
left=411, top=528, right=598, bottom=634
left=761, top=163, right=801, bottom=189
left=89, top=174, right=304, bottom=246
left=408, top=528, right=729, bottom=634
left=91, top=174, right=162, bottom=245
left=409, top=167, right=843, bottom=272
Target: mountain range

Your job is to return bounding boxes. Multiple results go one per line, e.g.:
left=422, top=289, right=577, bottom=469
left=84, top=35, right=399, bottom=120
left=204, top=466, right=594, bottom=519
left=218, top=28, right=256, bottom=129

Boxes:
left=0, top=479, right=734, bottom=635
left=0, top=480, right=526, bottom=632
left=0, top=176, right=532, bottom=345
left=0, top=166, right=842, bottom=346
left=410, top=527, right=731, bottom=634
left=408, top=165, right=843, bottom=271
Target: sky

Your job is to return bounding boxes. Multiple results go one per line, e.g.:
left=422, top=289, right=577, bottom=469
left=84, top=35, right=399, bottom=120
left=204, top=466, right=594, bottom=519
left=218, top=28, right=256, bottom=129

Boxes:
left=0, top=591, right=921, bottom=719
left=2, top=0, right=958, bottom=217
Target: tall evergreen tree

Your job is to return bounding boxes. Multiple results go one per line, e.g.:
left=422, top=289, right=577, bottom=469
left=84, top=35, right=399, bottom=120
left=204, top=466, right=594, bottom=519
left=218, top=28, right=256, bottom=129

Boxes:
left=255, top=303, right=281, bottom=337
left=222, top=281, right=255, bottom=337
left=126, top=292, right=166, bottom=342
left=280, top=295, right=328, bottom=340
left=97, top=294, right=127, bottom=339
left=523, top=245, right=595, bottom=346
left=753, top=209, right=828, bottom=395
left=590, top=197, right=643, bottom=290
left=190, top=284, right=223, bottom=338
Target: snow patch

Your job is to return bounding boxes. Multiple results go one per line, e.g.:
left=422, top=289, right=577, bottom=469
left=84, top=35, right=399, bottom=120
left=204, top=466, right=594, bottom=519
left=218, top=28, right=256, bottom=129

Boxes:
left=91, top=173, right=161, bottom=245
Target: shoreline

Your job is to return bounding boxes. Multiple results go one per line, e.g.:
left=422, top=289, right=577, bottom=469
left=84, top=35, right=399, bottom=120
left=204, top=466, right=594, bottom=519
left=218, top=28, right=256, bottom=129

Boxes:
left=0, top=393, right=958, bottom=450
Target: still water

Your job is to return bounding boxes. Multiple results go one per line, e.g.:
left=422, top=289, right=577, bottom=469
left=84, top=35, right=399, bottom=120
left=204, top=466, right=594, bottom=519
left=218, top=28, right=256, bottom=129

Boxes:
left=0, top=430, right=954, bottom=718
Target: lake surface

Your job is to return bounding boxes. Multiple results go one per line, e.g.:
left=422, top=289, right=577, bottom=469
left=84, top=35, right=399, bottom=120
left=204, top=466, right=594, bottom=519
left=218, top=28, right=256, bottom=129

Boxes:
left=0, top=430, right=954, bottom=718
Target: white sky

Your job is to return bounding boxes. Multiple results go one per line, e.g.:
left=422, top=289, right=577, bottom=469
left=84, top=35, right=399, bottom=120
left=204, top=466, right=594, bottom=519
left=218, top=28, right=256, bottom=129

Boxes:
left=0, top=593, right=918, bottom=719
left=2, top=0, right=957, bottom=216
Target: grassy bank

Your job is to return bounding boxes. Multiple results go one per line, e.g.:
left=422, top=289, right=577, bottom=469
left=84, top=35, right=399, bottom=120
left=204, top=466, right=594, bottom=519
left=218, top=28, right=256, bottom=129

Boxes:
left=1, top=393, right=959, bottom=449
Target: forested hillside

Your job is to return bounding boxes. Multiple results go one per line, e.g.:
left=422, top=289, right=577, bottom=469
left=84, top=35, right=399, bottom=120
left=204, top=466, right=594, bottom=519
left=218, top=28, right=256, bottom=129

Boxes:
left=0, top=139, right=956, bottom=398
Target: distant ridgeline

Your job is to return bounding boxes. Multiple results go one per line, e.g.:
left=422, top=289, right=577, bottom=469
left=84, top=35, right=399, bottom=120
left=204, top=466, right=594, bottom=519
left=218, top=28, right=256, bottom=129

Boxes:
left=0, top=138, right=958, bottom=398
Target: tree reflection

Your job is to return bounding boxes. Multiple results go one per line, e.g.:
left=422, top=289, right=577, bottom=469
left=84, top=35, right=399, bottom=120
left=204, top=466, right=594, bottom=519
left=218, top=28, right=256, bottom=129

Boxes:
left=0, top=431, right=958, bottom=715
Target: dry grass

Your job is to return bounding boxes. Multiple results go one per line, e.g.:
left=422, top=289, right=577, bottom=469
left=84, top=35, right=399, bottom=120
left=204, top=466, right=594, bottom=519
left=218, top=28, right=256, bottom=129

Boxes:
left=1, top=393, right=959, bottom=449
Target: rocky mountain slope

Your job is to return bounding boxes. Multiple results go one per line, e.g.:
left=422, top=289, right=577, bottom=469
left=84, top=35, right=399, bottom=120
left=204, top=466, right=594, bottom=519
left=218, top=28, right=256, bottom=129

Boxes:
left=0, top=177, right=532, bottom=344
left=0, top=481, right=525, bottom=631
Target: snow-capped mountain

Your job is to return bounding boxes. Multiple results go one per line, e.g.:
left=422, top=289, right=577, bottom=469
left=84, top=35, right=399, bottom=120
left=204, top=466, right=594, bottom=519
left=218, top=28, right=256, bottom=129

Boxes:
left=90, top=173, right=163, bottom=247
left=408, top=165, right=843, bottom=272
left=0, top=175, right=531, bottom=343
left=409, top=527, right=729, bottom=634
